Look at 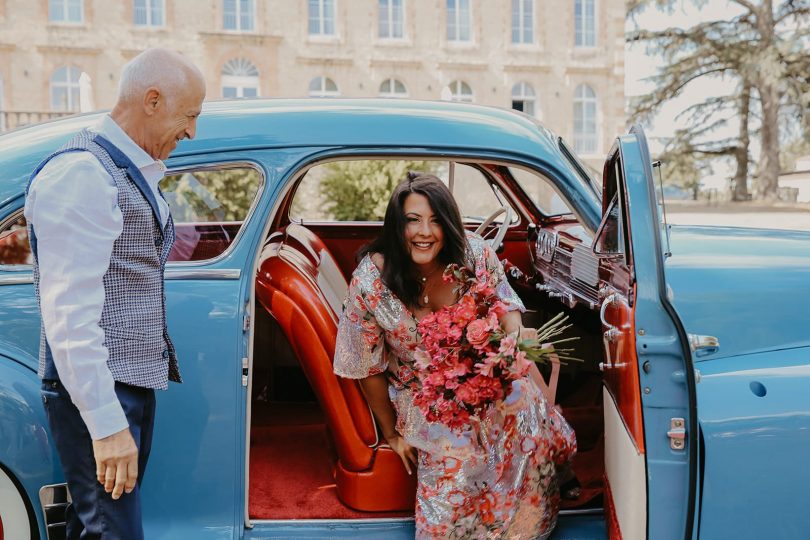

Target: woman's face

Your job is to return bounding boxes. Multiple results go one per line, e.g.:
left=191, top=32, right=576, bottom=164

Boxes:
left=403, top=192, right=445, bottom=268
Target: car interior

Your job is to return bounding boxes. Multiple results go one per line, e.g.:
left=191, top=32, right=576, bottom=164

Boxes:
left=247, top=157, right=611, bottom=522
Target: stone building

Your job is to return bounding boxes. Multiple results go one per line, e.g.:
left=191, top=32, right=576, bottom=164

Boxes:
left=0, top=0, right=625, bottom=164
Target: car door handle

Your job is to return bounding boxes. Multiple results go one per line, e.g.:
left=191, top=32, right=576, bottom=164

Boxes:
left=600, top=293, right=620, bottom=342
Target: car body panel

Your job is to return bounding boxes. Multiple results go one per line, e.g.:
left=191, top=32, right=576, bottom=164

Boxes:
left=665, top=225, right=810, bottom=359
left=694, top=346, right=810, bottom=538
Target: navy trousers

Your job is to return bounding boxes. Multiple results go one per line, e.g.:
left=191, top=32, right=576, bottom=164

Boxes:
left=42, top=380, right=156, bottom=540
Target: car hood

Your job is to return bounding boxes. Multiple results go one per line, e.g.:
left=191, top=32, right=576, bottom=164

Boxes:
left=664, top=225, right=810, bottom=361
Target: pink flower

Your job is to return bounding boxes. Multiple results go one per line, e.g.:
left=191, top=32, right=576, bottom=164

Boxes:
left=466, top=318, right=490, bottom=348
left=498, top=334, right=517, bottom=356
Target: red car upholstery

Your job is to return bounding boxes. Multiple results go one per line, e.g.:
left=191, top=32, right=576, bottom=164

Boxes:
left=255, top=224, right=417, bottom=512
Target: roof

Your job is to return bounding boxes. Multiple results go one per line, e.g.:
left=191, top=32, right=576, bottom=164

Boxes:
left=0, top=98, right=596, bottom=224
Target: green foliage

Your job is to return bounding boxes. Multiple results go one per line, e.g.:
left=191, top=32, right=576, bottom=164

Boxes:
left=319, top=160, right=439, bottom=221
left=161, top=168, right=261, bottom=222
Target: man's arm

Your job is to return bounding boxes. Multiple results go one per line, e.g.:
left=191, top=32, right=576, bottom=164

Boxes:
left=25, top=152, right=138, bottom=499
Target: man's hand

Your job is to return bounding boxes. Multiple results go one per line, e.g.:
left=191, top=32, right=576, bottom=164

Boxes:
left=92, top=427, right=138, bottom=500
left=386, top=433, right=418, bottom=476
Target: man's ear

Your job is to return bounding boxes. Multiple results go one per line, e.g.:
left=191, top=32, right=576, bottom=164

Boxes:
left=143, top=87, right=161, bottom=116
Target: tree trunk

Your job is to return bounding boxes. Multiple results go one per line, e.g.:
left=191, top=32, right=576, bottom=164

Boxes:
left=754, top=0, right=781, bottom=200
left=732, top=83, right=751, bottom=201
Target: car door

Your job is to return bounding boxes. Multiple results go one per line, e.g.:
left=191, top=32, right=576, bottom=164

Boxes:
left=135, top=156, right=266, bottom=539
left=593, top=126, right=697, bottom=539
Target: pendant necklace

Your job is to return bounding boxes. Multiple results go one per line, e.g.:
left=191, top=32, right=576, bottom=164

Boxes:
left=419, top=265, right=442, bottom=306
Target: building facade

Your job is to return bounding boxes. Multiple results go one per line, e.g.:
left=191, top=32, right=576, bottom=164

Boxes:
left=0, top=0, right=625, bottom=164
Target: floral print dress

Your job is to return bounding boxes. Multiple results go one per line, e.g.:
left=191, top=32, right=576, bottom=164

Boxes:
left=333, top=234, right=576, bottom=540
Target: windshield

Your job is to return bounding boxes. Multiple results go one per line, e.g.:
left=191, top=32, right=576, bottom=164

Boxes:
left=558, top=137, right=602, bottom=199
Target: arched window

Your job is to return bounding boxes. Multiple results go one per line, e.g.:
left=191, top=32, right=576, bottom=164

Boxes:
left=50, top=66, right=81, bottom=112
left=442, top=80, right=473, bottom=102
left=308, top=76, right=340, bottom=97
left=511, top=82, right=536, bottom=117
left=221, top=58, right=260, bottom=98
left=379, top=78, right=407, bottom=98
left=573, top=84, right=598, bottom=154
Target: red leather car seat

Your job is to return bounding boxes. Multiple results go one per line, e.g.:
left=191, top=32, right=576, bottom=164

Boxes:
left=255, top=223, right=416, bottom=512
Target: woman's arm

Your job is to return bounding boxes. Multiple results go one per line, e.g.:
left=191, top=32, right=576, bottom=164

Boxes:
left=358, top=373, right=418, bottom=475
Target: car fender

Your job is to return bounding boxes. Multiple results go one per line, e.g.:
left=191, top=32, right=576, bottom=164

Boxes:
left=0, top=354, right=59, bottom=539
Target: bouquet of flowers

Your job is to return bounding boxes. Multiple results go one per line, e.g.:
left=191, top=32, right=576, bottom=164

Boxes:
left=412, top=263, right=578, bottom=430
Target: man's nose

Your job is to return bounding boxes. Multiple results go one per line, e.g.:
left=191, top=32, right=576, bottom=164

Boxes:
left=185, top=119, right=197, bottom=140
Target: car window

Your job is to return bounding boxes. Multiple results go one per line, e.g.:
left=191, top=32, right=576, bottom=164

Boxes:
left=290, top=159, right=517, bottom=225
left=509, top=166, right=573, bottom=217
left=161, top=166, right=263, bottom=262
left=0, top=166, right=263, bottom=268
left=0, top=211, right=32, bottom=267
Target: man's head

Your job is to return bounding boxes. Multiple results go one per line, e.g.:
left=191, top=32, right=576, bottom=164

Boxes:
left=112, top=48, right=206, bottom=160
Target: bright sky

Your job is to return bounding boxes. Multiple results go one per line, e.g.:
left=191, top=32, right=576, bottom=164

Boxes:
left=625, top=1, right=747, bottom=189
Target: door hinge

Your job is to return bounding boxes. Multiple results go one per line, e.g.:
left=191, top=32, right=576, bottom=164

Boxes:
left=241, top=357, right=249, bottom=387
left=243, top=313, right=251, bottom=332
left=668, top=417, right=686, bottom=450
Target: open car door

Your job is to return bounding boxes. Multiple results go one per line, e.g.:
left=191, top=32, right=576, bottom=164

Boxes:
left=593, top=125, right=698, bottom=539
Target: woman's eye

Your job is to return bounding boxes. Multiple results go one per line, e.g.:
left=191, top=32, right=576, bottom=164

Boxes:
left=407, top=217, right=419, bottom=223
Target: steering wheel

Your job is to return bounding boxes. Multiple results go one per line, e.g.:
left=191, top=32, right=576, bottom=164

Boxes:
left=474, top=206, right=513, bottom=250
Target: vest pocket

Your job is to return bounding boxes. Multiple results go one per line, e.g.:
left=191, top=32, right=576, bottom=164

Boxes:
left=101, top=325, right=148, bottom=341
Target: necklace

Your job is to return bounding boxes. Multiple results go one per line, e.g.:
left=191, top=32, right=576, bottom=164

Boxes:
left=418, top=265, right=442, bottom=306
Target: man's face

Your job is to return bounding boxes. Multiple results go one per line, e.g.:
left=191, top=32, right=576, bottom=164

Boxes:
left=146, top=81, right=205, bottom=161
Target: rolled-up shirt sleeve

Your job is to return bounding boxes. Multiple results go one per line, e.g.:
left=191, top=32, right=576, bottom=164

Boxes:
left=24, top=152, right=128, bottom=440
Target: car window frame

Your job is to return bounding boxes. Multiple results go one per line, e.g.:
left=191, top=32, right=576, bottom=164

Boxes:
left=0, top=160, right=266, bottom=273
left=286, top=155, right=528, bottom=228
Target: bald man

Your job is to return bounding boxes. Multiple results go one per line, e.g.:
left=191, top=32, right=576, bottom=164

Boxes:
left=24, top=48, right=205, bottom=539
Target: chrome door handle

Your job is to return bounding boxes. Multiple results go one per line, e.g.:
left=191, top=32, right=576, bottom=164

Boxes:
left=600, top=293, right=619, bottom=342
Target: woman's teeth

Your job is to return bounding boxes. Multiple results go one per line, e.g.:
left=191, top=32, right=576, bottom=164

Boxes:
left=414, top=242, right=432, bottom=249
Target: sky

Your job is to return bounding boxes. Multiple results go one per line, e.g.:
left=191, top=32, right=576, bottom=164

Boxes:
left=624, top=1, right=747, bottom=190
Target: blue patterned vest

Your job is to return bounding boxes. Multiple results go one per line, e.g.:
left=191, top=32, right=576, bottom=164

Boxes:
left=27, top=130, right=181, bottom=389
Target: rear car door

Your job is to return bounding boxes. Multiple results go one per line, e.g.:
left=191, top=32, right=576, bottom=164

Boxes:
left=593, top=126, right=697, bottom=539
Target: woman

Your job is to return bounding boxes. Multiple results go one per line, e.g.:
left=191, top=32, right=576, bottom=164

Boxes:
left=333, top=173, right=576, bottom=539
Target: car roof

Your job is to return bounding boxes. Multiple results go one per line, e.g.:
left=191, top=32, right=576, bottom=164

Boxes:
left=0, top=98, right=578, bottom=207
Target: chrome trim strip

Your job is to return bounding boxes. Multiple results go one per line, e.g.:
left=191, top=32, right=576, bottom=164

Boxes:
left=251, top=517, right=416, bottom=525
left=0, top=268, right=241, bottom=284
left=0, top=273, right=32, bottom=285
left=164, top=268, right=241, bottom=280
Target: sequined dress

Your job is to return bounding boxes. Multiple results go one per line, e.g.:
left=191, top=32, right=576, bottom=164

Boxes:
left=333, top=234, right=577, bottom=540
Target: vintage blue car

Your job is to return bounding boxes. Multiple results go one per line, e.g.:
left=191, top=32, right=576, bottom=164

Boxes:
left=0, top=99, right=808, bottom=540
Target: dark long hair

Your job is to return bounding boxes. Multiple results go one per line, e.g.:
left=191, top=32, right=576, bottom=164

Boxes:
left=362, top=172, right=468, bottom=307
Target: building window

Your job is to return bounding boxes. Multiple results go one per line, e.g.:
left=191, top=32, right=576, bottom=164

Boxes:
left=442, top=80, right=473, bottom=102
left=50, top=66, right=81, bottom=112
left=511, top=0, right=533, bottom=44
left=49, top=0, right=83, bottom=23
left=575, top=0, right=595, bottom=47
left=223, top=0, right=254, bottom=31
left=511, top=82, right=536, bottom=116
left=134, top=0, right=164, bottom=26
left=446, top=0, right=470, bottom=42
left=379, top=0, right=404, bottom=39
left=308, top=77, right=340, bottom=97
left=573, top=84, right=598, bottom=154
left=379, top=78, right=407, bottom=98
left=308, top=0, right=335, bottom=36
left=221, top=58, right=260, bottom=99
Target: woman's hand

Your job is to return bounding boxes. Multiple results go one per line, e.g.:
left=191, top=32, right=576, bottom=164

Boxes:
left=386, top=433, right=418, bottom=476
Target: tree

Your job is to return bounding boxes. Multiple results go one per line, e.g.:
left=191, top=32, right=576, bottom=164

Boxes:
left=318, top=160, right=439, bottom=221
left=628, top=0, right=810, bottom=200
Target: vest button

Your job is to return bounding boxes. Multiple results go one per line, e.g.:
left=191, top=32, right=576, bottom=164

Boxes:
left=162, top=349, right=170, bottom=358
left=155, top=238, right=163, bottom=247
